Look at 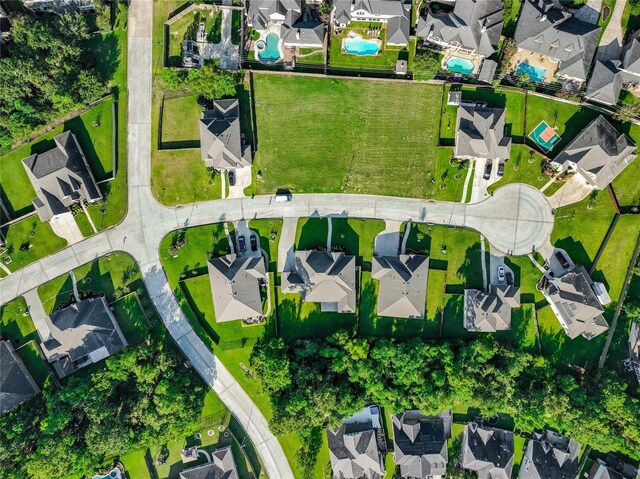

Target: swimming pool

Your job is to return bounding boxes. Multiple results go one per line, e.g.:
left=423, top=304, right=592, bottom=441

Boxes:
left=343, top=33, right=380, bottom=56
left=258, top=33, right=281, bottom=62
left=516, top=62, right=546, bottom=82
left=444, top=56, right=475, bottom=74
left=92, top=469, right=121, bottom=479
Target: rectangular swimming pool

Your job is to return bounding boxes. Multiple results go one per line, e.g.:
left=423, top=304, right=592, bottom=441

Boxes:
left=516, top=62, right=546, bottom=83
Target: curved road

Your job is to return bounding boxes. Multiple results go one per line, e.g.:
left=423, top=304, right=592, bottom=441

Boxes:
left=0, top=1, right=554, bottom=477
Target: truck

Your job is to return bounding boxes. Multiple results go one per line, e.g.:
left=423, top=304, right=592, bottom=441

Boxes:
left=275, top=192, right=292, bottom=203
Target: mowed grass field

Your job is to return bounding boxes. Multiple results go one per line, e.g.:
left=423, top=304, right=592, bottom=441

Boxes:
left=248, top=75, right=443, bottom=198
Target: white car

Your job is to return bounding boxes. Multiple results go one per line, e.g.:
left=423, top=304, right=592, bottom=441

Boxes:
left=497, top=266, right=505, bottom=282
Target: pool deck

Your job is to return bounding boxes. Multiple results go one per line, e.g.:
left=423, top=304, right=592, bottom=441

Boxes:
left=510, top=49, right=557, bottom=83
left=441, top=49, right=481, bottom=74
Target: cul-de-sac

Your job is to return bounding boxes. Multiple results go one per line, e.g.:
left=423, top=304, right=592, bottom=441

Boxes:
left=1, top=0, right=640, bottom=478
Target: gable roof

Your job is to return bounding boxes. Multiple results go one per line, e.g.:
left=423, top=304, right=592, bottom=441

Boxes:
left=584, top=60, right=623, bottom=105
left=0, top=340, right=40, bottom=416
left=372, top=255, right=429, bottom=319
left=543, top=266, right=608, bottom=340
left=552, top=116, right=636, bottom=189
left=519, top=430, right=581, bottom=479
left=464, top=285, right=521, bottom=332
left=514, top=0, right=600, bottom=81
left=416, top=0, right=504, bottom=57
left=207, top=254, right=267, bottom=322
left=393, top=410, right=452, bottom=479
left=630, top=321, right=640, bottom=365
left=461, top=423, right=514, bottom=479
left=281, top=21, right=325, bottom=47
left=455, top=105, right=512, bottom=160
left=179, top=446, right=239, bottom=479
left=38, top=297, right=127, bottom=378
left=247, top=0, right=301, bottom=29
left=22, top=131, right=102, bottom=222
left=199, top=99, right=252, bottom=170
left=282, top=250, right=356, bottom=313
left=328, top=423, right=385, bottom=479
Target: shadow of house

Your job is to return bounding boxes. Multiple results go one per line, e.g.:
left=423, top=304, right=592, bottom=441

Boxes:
left=296, top=217, right=328, bottom=251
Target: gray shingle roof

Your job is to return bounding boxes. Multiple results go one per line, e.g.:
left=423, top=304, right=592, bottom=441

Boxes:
left=455, top=105, right=512, bottom=160
left=518, top=430, right=581, bottom=479
left=386, top=14, right=410, bottom=46
left=479, top=60, right=498, bottom=84
left=207, top=254, right=267, bottom=322
left=22, top=131, right=102, bottom=222
left=39, top=297, right=127, bottom=378
left=328, top=423, right=385, bottom=479
left=461, top=423, right=514, bottom=479
left=282, top=21, right=325, bottom=48
left=23, top=0, right=94, bottom=14
left=543, top=265, right=608, bottom=340
left=622, top=31, right=640, bottom=75
left=0, top=341, right=40, bottom=416
left=179, top=446, right=239, bottom=479
left=629, top=321, right=640, bottom=367
left=584, top=60, right=623, bottom=106
left=393, top=410, right=452, bottom=479
left=333, top=0, right=410, bottom=46
left=247, top=0, right=302, bottom=30
left=552, top=116, right=636, bottom=189
left=372, top=255, right=429, bottom=319
left=588, top=463, right=626, bottom=479
left=199, top=99, right=252, bottom=170
left=464, top=285, right=521, bottom=332
left=514, top=0, right=600, bottom=82
left=282, top=250, right=356, bottom=313
left=416, top=0, right=504, bottom=57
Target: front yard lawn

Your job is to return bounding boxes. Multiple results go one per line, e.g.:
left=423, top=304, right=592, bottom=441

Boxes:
left=487, top=145, right=549, bottom=194
left=161, top=94, right=202, bottom=148
left=249, top=219, right=282, bottom=272
left=247, top=74, right=443, bottom=199
left=433, top=147, right=469, bottom=202
left=295, top=217, right=328, bottom=251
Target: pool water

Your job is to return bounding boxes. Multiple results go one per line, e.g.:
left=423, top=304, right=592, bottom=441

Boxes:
left=516, top=62, right=546, bottom=82
left=343, top=34, right=380, bottom=56
left=258, top=33, right=281, bottom=62
left=445, top=56, right=474, bottom=74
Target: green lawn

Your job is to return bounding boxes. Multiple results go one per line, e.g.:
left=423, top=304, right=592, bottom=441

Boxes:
left=247, top=74, right=443, bottom=199
left=248, top=219, right=282, bottom=272
left=231, top=10, right=241, bottom=45
left=296, top=217, right=329, bottom=251
left=167, top=7, right=222, bottom=66
left=297, top=48, right=325, bottom=65
left=112, top=294, right=151, bottom=345
left=121, top=448, right=149, bottom=479
left=494, top=304, right=538, bottom=352
left=434, top=147, right=469, bottom=202
left=15, top=340, right=50, bottom=388
left=161, top=94, right=201, bottom=148
left=611, top=137, right=640, bottom=208
left=503, top=255, right=545, bottom=305
left=621, top=0, right=640, bottom=34
left=440, top=294, right=468, bottom=338
left=503, top=0, right=522, bottom=37
left=487, top=145, right=549, bottom=194
left=440, top=86, right=526, bottom=143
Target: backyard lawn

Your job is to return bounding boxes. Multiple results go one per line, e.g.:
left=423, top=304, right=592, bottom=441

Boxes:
left=247, top=74, right=443, bottom=199
left=161, top=94, right=201, bottom=148
left=494, top=305, right=538, bottom=352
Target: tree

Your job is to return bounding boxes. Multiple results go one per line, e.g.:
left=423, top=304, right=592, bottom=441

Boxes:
left=188, top=62, right=238, bottom=100
left=613, top=103, right=640, bottom=123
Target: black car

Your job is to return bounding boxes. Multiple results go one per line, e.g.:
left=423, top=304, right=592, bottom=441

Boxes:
left=238, top=235, right=246, bottom=253
left=506, top=272, right=514, bottom=286
left=497, top=161, right=504, bottom=177
left=483, top=160, right=493, bottom=180
left=555, top=251, right=570, bottom=269
left=228, top=170, right=236, bottom=186
left=250, top=235, right=258, bottom=252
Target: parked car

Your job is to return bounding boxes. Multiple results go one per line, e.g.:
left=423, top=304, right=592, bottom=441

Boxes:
left=228, top=170, right=236, bottom=186
left=506, top=272, right=514, bottom=286
left=250, top=235, right=258, bottom=252
left=498, top=266, right=505, bottom=282
left=483, top=160, right=493, bottom=179
left=555, top=251, right=570, bottom=269
left=497, top=161, right=504, bottom=177
left=238, top=235, right=246, bottom=253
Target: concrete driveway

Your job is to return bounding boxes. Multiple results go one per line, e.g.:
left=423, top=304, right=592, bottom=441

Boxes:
left=50, top=212, right=84, bottom=244
left=547, top=174, right=594, bottom=209
left=234, top=220, right=260, bottom=258
left=228, top=166, right=252, bottom=199
left=277, top=217, right=297, bottom=272
left=469, top=158, right=502, bottom=203
left=597, top=0, right=627, bottom=61
left=374, top=220, right=401, bottom=256
left=489, top=247, right=515, bottom=286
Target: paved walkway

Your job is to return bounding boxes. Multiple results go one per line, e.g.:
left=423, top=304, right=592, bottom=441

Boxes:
left=597, top=0, right=627, bottom=61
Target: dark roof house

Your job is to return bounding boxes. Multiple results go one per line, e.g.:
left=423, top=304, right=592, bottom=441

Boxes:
left=22, top=131, right=102, bottom=222
left=587, top=456, right=640, bottom=479
left=332, top=0, right=411, bottom=46
left=37, top=297, right=128, bottom=378
left=0, top=340, right=40, bottom=416
left=247, top=0, right=301, bottom=31
left=207, top=254, right=267, bottom=323
left=0, top=5, right=10, bottom=45
left=464, top=285, right=520, bottom=332
left=550, top=116, right=636, bottom=190
left=23, top=0, right=94, bottom=14
left=461, top=423, right=514, bottom=479
left=416, top=0, right=504, bottom=57
left=518, top=430, right=581, bottom=479
left=372, top=255, right=429, bottom=319
left=282, top=20, right=325, bottom=48
left=179, top=446, right=239, bottom=479
left=392, top=410, right=452, bottom=479
left=282, top=250, right=356, bottom=313
left=455, top=105, right=512, bottom=160
left=542, top=266, right=609, bottom=340
left=514, top=0, right=600, bottom=82
left=199, top=99, right=252, bottom=170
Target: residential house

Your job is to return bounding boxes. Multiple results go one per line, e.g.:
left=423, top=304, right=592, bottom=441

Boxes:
left=333, top=0, right=411, bottom=47
left=513, top=0, right=600, bottom=84
left=199, top=99, right=252, bottom=170
left=549, top=116, right=636, bottom=190
left=23, top=0, right=95, bottom=14
left=36, top=297, right=128, bottom=378
left=519, top=430, right=581, bottom=479
left=248, top=0, right=325, bottom=49
left=178, top=446, right=239, bottom=479
left=392, top=410, right=452, bottom=479
left=0, top=5, right=10, bottom=45
left=281, top=250, right=356, bottom=313
left=587, top=455, right=640, bottom=479
left=460, top=423, right=514, bottom=479
left=542, top=265, right=609, bottom=340
left=627, top=321, right=640, bottom=384
left=0, top=340, right=40, bottom=416
left=416, top=0, right=504, bottom=58
left=371, top=255, right=429, bottom=319
left=455, top=105, right=512, bottom=161
left=22, top=131, right=102, bottom=222
left=328, top=405, right=386, bottom=479
left=463, top=285, right=520, bottom=332
left=207, top=254, right=267, bottom=323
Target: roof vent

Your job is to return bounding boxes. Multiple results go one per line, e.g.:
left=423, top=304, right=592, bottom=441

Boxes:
left=540, top=14, right=547, bottom=21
